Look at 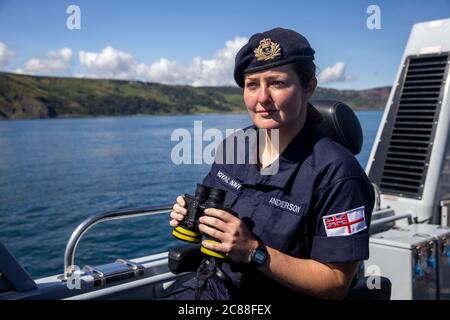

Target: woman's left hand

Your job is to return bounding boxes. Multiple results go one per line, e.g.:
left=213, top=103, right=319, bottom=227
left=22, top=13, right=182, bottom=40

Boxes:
left=199, top=208, right=258, bottom=263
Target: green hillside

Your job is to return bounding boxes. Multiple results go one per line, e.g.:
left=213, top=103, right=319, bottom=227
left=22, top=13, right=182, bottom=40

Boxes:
left=0, top=72, right=390, bottom=119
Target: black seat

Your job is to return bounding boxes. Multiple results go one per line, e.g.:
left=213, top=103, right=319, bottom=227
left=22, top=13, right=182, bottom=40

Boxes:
left=168, top=243, right=202, bottom=275
left=310, top=100, right=363, bottom=155
left=345, top=276, right=392, bottom=300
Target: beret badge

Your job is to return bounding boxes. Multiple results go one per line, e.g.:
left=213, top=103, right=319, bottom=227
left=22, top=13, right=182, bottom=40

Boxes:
left=253, top=38, right=282, bottom=61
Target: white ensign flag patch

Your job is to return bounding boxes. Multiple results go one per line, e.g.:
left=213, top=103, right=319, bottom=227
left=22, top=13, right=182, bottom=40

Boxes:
left=322, top=206, right=366, bottom=237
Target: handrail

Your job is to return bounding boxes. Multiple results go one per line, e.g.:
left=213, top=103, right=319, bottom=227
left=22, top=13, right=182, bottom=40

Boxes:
left=372, top=183, right=381, bottom=211
left=369, top=213, right=413, bottom=235
left=63, top=205, right=172, bottom=279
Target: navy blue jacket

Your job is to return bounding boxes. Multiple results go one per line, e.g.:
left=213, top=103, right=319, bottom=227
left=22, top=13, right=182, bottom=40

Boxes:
left=187, top=122, right=374, bottom=299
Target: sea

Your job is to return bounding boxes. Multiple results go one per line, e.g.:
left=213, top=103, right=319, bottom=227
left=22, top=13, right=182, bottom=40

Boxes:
left=0, top=111, right=383, bottom=278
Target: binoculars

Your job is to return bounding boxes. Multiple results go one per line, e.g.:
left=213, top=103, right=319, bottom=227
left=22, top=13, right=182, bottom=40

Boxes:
left=172, top=184, right=234, bottom=259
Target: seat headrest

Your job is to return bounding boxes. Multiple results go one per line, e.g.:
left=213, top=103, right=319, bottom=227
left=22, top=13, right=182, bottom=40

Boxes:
left=310, top=100, right=363, bottom=155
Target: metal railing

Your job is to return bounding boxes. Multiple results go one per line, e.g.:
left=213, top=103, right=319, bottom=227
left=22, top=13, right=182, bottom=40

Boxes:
left=63, top=205, right=172, bottom=279
left=372, top=183, right=381, bottom=211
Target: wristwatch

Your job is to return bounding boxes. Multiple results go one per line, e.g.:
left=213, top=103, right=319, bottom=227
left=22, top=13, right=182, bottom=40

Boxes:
left=249, top=241, right=268, bottom=267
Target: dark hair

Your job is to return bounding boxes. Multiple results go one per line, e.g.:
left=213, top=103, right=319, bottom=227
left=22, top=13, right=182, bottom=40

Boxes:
left=292, top=60, right=322, bottom=125
left=291, top=60, right=317, bottom=88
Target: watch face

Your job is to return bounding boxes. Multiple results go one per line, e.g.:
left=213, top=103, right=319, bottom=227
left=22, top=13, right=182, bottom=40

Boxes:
left=253, top=249, right=267, bottom=264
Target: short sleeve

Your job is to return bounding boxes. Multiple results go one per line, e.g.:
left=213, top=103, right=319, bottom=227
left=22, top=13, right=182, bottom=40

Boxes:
left=310, top=177, right=375, bottom=263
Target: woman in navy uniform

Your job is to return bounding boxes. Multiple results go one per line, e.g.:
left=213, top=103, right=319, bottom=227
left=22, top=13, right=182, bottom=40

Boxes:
left=169, top=27, right=374, bottom=299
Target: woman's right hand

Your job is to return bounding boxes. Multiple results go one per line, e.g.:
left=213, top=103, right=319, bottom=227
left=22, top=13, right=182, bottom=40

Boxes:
left=169, top=195, right=187, bottom=227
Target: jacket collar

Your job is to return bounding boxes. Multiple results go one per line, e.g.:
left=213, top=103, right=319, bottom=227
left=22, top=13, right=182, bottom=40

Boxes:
left=229, top=122, right=316, bottom=189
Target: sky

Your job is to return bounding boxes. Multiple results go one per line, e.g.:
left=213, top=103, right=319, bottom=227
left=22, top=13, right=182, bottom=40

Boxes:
left=0, top=0, right=449, bottom=90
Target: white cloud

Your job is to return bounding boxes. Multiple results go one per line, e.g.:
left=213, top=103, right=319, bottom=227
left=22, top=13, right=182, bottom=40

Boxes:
left=21, top=47, right=72, bottom=73
left=79, top=46, right=136, bottom=79
left=317, top=62, right=353, bottom=85
left=0, top=42, right=16, bottom=67
left=10, top=37, right=248, bottom=86
left=186, top=37, right=248, bottom=86
left=78, top=37, right=248, bottom=86
left=140, top=58, right=185, bottom=84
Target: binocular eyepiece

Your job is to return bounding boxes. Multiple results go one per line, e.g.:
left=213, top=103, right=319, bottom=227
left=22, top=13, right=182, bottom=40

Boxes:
left=172, top=184, right=231, bottom=259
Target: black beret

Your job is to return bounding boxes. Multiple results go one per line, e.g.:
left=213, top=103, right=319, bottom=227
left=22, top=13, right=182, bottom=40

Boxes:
left=234, top=27, right=315, bottom=87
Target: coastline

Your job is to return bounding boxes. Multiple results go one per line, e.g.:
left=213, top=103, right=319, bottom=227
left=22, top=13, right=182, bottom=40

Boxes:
left=0, top=108, right=382, bottom=121
left=0, top=71, right=390, bottom=120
